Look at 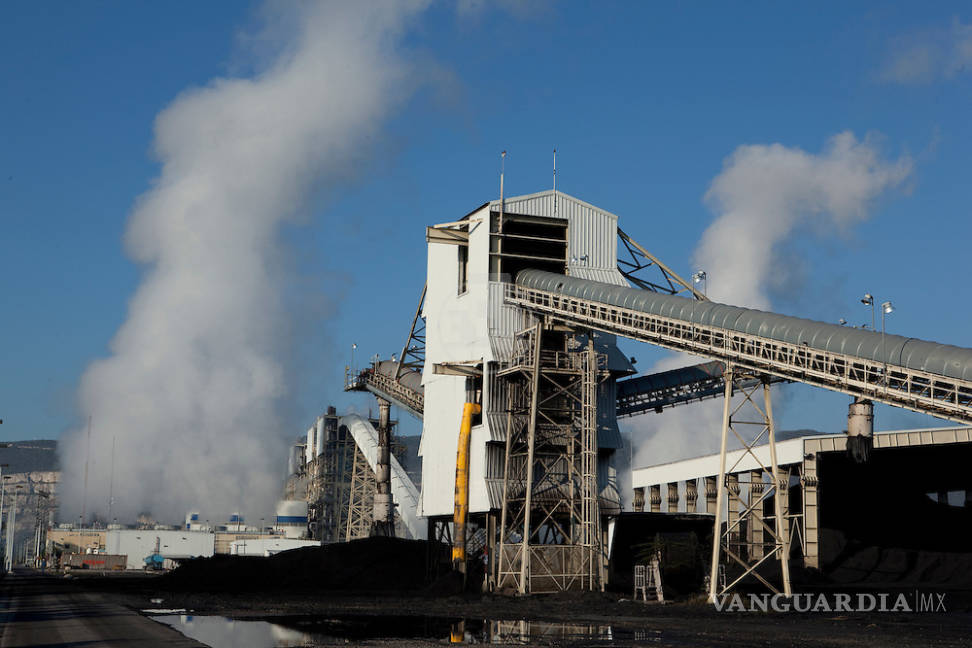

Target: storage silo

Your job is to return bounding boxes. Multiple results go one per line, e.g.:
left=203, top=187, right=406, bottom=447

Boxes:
left=274, top=500, right=309, bottom=539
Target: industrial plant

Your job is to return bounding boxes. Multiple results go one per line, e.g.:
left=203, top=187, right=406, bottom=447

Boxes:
left=5, top=188, right=972, bottom=606
left=261, top=187, right=972, bottom=600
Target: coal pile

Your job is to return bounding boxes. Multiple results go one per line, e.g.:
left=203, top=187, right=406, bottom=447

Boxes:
left=160, top=537, right=446, bottom=593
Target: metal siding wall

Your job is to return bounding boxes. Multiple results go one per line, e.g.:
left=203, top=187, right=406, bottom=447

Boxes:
left=487, top=281, right=524, bottom=360
left=598, top=380, right=623, bottom=449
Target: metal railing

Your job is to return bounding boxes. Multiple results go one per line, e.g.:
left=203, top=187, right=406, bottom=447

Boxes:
left=506, top=284, right=972, bottom=424
left=345, top=366, right=424, bottom=419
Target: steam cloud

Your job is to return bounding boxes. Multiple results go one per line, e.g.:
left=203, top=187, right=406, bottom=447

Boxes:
left=59, top=1, right=430, bottom=524
left=625, top=132, right=912, bottom=469
left=880, top=18, right=972, bottom=85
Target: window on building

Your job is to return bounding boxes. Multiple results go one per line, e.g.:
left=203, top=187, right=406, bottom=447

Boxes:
left=458, top=243, right=468, bottom=294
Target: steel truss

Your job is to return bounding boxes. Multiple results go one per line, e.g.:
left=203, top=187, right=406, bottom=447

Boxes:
left=344, top=283, right=427, bottom=419
left=708, top=365, right=792, bottom=600
left=305, top=425, right=357, bottom=543
left=345, top=363, right=424, bottom=419
left=496, top=321, right=605, bottom=593
left=395, top=283, right=427, bottom=380
left=345, top=444, right=375, bottom=541
left=617, top=228, right=707, bottom=300
left=505, top=284, right=972, bottom=424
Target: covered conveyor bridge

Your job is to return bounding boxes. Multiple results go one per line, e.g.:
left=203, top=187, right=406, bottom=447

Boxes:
left=509, top=269, right=972, bottom=424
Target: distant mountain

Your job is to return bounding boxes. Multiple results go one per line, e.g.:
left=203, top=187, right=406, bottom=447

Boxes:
left=776, top=428, right=832, bottom=442
left=0, top=439, right=59, bottom=473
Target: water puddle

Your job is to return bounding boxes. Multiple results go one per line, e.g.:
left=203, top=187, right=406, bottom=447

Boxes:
left=151, top=613, right=653, bottom=645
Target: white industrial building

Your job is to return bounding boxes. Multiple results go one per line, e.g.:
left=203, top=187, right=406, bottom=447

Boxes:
left=419, top=191, right=634, bottom=521
left=106, top=529, right=215, bottom=570
left=228, top=537, right=319, bottom=556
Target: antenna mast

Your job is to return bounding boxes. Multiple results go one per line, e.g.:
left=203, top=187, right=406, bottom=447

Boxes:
left=499, top=150, right=506, bottom=233
left=553, top=148, right=558, bottom=215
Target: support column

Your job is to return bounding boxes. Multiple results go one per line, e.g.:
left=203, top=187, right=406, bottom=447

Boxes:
left=371, top=398, right=395, bottom=537
left=802, top=455, right=819, bottom=569
left=667, top=483, right=680, bottom=513
left=685, top=479, right=698, bottom=513
left=749, top=470, right=764, bottom=561
left=518, top=322, right=543, bottom=594
left=764, top=383, right=792, bottom=595
left=649, top=485, right=662, bottom=513
left=707, top=368, right=734, bottom=602
left=777, top=468, right=792, bottom=561
left=486, top=513, right=497, bottom=592
left=709, top=367, right=792, bottom=601
left=727, top=473, right=740, bottom=559
left=704, top=476, right=717, bottom=514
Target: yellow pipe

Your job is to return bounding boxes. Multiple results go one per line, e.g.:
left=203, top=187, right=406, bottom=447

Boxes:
left=452, top=402, right=481, bottom=569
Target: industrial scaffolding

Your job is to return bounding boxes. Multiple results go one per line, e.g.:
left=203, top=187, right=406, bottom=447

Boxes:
left=496, top=321, right=605, bottom=593
left=304, top=416, right=357, bottom=543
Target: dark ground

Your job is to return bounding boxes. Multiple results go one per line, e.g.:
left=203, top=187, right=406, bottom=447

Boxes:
left=53, top=537, right=972, bottom=648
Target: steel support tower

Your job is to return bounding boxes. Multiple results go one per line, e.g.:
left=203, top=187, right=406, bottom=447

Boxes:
left=708, top=365, right=792, bottom=600
left=496, top=321, right=605, bottom=593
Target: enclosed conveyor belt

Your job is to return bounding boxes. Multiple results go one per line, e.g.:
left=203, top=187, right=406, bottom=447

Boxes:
left=616, top=360, right=785, bottom=417
left=340, top=414, right=425, bottom=540
left=510, top=270, right=972, bottom=424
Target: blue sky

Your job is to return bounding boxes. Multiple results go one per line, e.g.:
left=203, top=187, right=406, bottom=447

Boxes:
left=2, top=1, right=970, bottom=447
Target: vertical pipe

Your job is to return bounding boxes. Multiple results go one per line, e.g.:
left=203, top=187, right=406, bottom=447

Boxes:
left=705, top=476, right=717, bottom=514
left=708, top=364, right=734, bottom=602
left=6, top=490, right=17, bottom=571
left=497, top=388, right=515, bottom=587
left=372, top=399, right=394, bottom=536
left=667, top=482, right=680, bottom=513
left=686, top=479, right=699, bottom=513
left=519, top=322, right=543, bottom=594
left=0, top=467, right=5, bottom=571
left=453, top=402, right=482, bottom=578
left=749, top=470, right=765, bottom=561
left=649, top=485, right=661, bottom=512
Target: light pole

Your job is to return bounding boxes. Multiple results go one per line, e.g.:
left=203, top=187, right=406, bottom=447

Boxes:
left=691, top=270, right=707, bottom=342
left=693, top=270, right=707, bottom=298
left=6, top=485, right=22, bottom=571
left=881, top=301, right=894, bottom=385
left=0, top=467, right=8, bottom=571
left=351, top=343, right=357, bottom=374
left=861, top=293, right=875, bottom=331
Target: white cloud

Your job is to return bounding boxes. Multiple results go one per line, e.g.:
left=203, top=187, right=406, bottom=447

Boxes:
left=625, top=132, right=911, bottom=469
left=881, top=18, right=972, bottom=84
left=695, top=132, right=911, bottom=310
left=59, top=1, right=431, bottom=525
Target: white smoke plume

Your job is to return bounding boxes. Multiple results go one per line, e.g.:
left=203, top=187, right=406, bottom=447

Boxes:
left=625, top=132, right=912, bottom=469
left=880, top=18, right=972, bottom=85
left=58, top=1, right=431, bottom=525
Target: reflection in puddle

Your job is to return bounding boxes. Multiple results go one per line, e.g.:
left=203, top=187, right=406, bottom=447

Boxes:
left=153, top=616, right=310, bottom=648
left=456, top=619, right=618, bottom=644
left=153, top=613, right=636, bottom=645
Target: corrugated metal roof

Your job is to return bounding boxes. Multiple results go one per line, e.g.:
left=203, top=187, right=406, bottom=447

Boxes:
left=567, top=266, right=627, bottom=286
left=489, top=190, right=619, bottom=223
